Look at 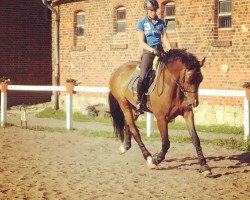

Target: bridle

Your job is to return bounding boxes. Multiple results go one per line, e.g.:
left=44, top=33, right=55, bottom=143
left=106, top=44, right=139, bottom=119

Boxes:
left=175, top=69, right=199, bottom=97
left=158, top=61, right=199, bottom=97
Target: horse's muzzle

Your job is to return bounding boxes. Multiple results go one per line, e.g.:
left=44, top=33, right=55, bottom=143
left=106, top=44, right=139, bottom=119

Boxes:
left=187, top=97, right=199, bottom=108
left=189, top=99, right=199, bottom=108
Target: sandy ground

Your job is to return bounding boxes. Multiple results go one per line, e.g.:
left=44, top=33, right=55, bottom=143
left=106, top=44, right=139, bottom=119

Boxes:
left=0, top=126, right=249, bottom=200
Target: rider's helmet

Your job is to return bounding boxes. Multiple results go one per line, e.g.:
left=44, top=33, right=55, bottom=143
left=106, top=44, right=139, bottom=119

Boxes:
left=143, top=0, right=159, bottom=10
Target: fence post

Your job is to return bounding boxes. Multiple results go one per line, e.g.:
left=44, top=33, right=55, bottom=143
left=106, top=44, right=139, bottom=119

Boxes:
left=244, top=97, right=250, bottom=141
left=66, top=83, right=74, bottom=130
left=146, top=112, right=154, bottom=137
left=0, top=83, right=8, bottom=127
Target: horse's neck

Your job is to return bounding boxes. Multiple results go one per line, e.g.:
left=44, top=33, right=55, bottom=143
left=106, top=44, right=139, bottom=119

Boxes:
left=163, top=60, right=184, bottom=86
left=165, top=59, right=184, bottom=73
left=161, top=61, right=184, bottom=102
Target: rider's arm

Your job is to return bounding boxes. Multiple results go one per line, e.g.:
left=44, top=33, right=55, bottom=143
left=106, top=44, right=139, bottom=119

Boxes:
left=162, top=30, right=172, bottom=51
left=137, top=31, right=155, bottom=53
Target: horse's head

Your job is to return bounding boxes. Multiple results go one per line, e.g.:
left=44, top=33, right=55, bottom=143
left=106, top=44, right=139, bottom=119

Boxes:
left=161, top=49, right=205, bottom=108
left=179, top=57, right=205, bottom=108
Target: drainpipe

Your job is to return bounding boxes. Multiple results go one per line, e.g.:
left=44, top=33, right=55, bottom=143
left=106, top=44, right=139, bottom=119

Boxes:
left=42, top=0, right=59, bottom=110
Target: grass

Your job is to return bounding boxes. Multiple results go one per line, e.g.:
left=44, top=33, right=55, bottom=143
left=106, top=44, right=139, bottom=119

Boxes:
left=209, top=138, right=249, bottom=151
left=27, top=125, right=249, bottom=151
left=35, top=107, right=111, bottom=125
left=35, top=107, right=66, bottom=120
left=27, top=125, right=67, bottom=133
left=34, top=107, right=249, bottom=150
left=136, top=120, right=243, bottom=135
left=36, top=107, right=244, bottom=135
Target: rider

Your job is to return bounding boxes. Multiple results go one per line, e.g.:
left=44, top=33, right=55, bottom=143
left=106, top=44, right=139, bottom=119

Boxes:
left=136, top=0, right=172, bottom=115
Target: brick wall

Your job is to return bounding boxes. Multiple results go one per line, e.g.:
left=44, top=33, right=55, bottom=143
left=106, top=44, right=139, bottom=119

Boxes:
left=53, top=0, right=249, bottom=126
left=54, top=0, right=144, bottom=87
left=0, top=0, right=52, bottom=107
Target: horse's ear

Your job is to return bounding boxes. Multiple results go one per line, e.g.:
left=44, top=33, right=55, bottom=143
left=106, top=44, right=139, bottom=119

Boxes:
left=199, top=57, right=206, bottom=68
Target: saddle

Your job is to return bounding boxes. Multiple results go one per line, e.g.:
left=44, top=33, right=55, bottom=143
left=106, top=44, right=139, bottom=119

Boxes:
left=128, top=67, right=156, bottom=95
left=128, top=57, right=161, bottom=106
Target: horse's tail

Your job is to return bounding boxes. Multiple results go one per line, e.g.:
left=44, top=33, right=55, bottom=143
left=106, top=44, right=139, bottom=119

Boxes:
left=108, top=92, right=125, bottom=141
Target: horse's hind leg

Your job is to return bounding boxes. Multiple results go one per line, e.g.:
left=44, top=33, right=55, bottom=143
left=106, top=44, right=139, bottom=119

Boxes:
left=119, top=124, right=132, bottom=154
left=119, top=102, right=155, bottom=168
left=119, top=113, right=140, bottom=154
left=184, top=111, right=212, bottom=176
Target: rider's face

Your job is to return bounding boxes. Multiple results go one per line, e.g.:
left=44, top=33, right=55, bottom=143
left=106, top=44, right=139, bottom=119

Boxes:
left=147, top=9, right=157, bottom=19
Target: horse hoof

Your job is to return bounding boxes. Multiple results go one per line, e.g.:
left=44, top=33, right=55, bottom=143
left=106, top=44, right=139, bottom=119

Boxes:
left=199, top=164, right=212, bottom=177
left=202, top=170, right=212, bottom=177
left=147, top=156, right=157, bottom=169
left=119, top=146, right=127, bottom=155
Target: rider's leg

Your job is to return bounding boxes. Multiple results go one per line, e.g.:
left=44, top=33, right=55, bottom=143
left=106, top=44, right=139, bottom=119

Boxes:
left=136, top=51, right=154, bottom=115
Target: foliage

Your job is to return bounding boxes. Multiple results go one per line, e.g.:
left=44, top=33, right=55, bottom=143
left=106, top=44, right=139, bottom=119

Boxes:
left=86, top=105, right=99, bottom=117
left=66, top=78, right=81, bottom=85
left=0, top=76, right=10, bottom=83
left=242, top=82, right=250, bottom=88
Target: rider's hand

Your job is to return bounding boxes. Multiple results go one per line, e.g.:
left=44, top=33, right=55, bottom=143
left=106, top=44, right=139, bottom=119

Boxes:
left=152, top=48, right=161, bottom=57
left=160, top=51, right=167, bottom=58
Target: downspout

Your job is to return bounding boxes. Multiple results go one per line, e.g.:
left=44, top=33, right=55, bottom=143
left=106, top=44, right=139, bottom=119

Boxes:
left=42, top=0, right=59, bottom=110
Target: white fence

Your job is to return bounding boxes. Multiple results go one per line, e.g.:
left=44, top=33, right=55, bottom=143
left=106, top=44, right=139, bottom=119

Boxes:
left=0, top=84, right=249, bottom=141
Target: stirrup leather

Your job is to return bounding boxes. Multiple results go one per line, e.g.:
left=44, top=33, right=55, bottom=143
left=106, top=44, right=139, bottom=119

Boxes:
left=135, top=103, right=144, bottom=115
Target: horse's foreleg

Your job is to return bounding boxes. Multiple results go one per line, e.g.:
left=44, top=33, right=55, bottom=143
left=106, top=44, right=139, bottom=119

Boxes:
left=119, top=124, right=132, bottom=154
left=184, top=111, right=212, bottom=176
left=153, top=116, right=170, bottom=165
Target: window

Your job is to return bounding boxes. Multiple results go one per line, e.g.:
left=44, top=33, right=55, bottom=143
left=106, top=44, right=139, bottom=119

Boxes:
left=164, top=2, right=176, bottom=32
left=77, top=12, right=85, bottom=36
left=218, top=0, right=232, bottom=28
left=116, top=7, right=126, bottom=33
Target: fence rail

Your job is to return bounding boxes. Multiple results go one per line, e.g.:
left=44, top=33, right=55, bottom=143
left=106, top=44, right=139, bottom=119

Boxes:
left=1, top=84, right=249, bottom=141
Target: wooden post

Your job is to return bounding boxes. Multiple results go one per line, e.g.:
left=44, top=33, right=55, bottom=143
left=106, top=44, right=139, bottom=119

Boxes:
left=0, top=82, right=8, bottom=127
left=66, top=83, right=75, bottom=130
left=244, top=97, right=250, bottom=141
left=146, top=112, right=154, bottom=137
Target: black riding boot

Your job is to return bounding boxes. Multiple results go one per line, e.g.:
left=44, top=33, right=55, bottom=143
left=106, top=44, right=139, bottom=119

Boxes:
left=136, top=78, right=144, bottom=115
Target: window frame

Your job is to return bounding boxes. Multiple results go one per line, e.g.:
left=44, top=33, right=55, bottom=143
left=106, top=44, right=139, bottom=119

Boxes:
left=164, top=2, right=176, bottom=32
left=116, top=7, right=126, bottom=34
left=218, top=0, right=232, bottom=29
left=76, top=11, right=85, bottom=37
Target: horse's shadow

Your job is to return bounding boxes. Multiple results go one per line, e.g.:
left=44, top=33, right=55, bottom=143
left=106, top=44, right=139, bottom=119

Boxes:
left=157, top=152, right=250, bottom=178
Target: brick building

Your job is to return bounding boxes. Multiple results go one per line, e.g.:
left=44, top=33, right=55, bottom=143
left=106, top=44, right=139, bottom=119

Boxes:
left=0, top=0, right=52, bottom=107
left=51, top=0, right=249, bottom=126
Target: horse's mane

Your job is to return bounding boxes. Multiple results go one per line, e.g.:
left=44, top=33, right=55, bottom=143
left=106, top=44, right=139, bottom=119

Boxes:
left=164, top=49, right=200, bottom=70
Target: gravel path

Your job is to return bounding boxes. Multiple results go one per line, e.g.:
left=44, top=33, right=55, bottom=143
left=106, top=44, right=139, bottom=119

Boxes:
left=0, top=127, right=249, bottom=200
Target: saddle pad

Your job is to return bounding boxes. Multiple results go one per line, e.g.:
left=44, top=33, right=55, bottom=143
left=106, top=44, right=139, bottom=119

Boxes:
left=128, top=65, right=159, bottom=95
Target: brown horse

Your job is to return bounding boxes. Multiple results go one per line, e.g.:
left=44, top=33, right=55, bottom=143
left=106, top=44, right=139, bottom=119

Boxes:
left=108, top=49, right=211, bottom=176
